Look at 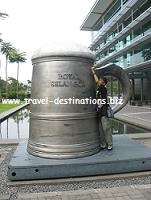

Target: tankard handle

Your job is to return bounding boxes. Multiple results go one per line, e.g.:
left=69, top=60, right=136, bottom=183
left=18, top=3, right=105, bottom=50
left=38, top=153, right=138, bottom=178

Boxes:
left=93, top=63, right=131, bottom=114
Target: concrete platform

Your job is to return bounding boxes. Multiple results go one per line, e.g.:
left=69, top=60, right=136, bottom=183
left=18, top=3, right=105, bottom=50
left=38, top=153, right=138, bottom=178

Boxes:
left=7, top=135, right=151, bottom=181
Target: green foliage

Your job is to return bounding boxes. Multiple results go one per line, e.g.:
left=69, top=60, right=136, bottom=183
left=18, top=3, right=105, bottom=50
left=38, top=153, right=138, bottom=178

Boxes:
left=9, top=51, right=26, bottom=63
left=142, top=47, right=151, bottom=61
left=0, top=39, right=27, bottom=98
left=1, top=93, right=7, bottom=98
left=107, top=79, right=120, bottom=96
left=0, top=77, right=30, bottom=99
left=1, top=42, right=16, bottom=59
left=0, top=78, right=6, bottom=93
left=18, top=91, right=28, bottom=100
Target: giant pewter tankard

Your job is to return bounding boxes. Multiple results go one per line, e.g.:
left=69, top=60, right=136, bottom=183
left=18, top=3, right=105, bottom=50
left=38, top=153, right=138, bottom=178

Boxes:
left=27, top=43, right=131, bottom=159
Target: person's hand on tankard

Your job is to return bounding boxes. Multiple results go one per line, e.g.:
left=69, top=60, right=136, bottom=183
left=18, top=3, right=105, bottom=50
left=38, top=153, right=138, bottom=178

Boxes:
left=91, top=67, right=95, bottom=74
left=91, top=68, right=99, bottom=84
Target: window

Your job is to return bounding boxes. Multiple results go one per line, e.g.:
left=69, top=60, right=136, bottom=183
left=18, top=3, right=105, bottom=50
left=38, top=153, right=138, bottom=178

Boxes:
left=133, top=8, right=140, bottom=20
left=99, top=41, right=104, bottom=49
left=133, top=28, right=142, bottom=39
left=123, top=34, right=132, bottom=46
left=104, top=51, right=108, bottom=57
left=106, top=33, right=113, bottom=43
left=118, top=24, right=123, bottom=32
left=124, top=15, right=132, bottom=28
left=118, top=56, right=124, bottom=68
left=123, top=0, right=129, bottom=5
left=133, top=0, right=151, bottom=21
left=105, top=28, right=118, bottom=45
left=142, top=20, right=151, bottom=35
left=94, top=19, right=103, bottom=31
left=109, top=46, right=115, bottom=54
left=95, top=45, right=100, bottom=51
left=104, top=0, right=121, bottom=23
left=127, top=52, right=132, bottom=66
left=133, top=43, right=151, bottom=64
left=96, top=54, right=100, bottom=62
left=113, top=29, right=118, bottom=37
left=142, top=43, right=151, bottom=61
left=104, top=37, right=107, bottom=45
left=123, top=54, right=127, bottom=59
left=118, top=40, right=124, bottom=50
left=134, top=46, right=142, bottom=55
left=140, top=0, right=151, bottom=14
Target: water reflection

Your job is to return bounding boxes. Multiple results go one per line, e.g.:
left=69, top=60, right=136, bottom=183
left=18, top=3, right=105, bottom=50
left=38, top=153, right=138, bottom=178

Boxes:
left=0, top=106, right=149, bottom=140
left=0, top=106, right=30, bottom=139
left=112, top=119, right=148, bottom=134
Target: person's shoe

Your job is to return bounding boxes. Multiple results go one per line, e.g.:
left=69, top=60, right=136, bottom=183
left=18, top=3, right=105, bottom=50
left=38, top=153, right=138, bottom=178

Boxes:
left=100, top=144, right=107, bottom=149
left=107, top=145, right=113, bottom=151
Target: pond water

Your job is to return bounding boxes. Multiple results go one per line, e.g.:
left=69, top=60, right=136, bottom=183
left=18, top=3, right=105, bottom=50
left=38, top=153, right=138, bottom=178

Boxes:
left=0, top=106, right=150, bottom=140
left=0, top=107, right=30, bottom=139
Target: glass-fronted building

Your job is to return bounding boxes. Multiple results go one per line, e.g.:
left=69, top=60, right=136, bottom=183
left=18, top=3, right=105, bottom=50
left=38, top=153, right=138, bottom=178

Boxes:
left=81, top=0, right=151, bottom=104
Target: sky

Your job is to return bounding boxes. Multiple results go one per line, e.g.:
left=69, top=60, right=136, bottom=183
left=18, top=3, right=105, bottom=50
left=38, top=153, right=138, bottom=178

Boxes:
left=0, top=0, right=95, bottom=83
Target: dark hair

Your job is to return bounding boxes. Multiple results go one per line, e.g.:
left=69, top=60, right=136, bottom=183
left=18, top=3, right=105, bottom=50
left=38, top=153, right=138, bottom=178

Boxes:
left=98, top=76, right=108, bottom=85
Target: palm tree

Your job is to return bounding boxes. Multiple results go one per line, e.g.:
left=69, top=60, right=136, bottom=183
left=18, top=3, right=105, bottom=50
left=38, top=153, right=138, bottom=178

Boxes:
left=1, top=42, right=16, bottom=98
left=9, top=51, right=26, bottom=98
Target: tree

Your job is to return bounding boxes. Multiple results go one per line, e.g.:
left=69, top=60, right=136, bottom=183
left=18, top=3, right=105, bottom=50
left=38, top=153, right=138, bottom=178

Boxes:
left=1, top=42, right=16, bottom=98
left=142, top=48, right=151, bottom=61
left=27, top=79, right=31, bottom=95
left=9, top=51, right=26, bottom=98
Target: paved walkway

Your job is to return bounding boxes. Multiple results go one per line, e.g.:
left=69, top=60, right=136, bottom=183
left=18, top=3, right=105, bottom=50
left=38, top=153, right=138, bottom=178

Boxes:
left=0, top=194, right=10, bottom=200
left=16, top=184, right=151, bottom=200
left=115, top=105, right=151, bottom=131
left=0, top=137, right=151, bottom=199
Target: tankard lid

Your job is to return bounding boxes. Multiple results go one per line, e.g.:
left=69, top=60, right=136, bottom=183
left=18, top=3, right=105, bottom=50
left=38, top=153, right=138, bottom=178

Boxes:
left=32, top=43, right=95, bottom=61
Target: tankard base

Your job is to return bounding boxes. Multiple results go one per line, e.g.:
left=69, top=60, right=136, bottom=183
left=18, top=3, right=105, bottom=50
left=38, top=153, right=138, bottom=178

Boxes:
left=27, top=140, right=100, bottom=159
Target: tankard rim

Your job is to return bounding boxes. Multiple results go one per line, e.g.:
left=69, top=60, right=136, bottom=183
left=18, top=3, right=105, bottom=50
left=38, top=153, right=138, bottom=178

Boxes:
left=32, top=43, right=96, bottom=61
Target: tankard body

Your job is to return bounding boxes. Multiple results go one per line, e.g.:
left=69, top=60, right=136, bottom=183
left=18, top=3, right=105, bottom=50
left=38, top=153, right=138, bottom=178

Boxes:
left=27, top=43, right=131, bottom=159
left=27, top=44, right=101, bottom=159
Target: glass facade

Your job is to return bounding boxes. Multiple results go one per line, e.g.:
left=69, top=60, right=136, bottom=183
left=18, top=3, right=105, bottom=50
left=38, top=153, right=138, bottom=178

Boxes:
left=91, top=0, right=130, bottom=41
left=88, top=0, right=151, bottom=102
left=95, top=18, right=151, bottom=66
left=105, top=42, right=151, bottom=69
left=104, top=0, right=121, bottom=24
left=91, top=0, right=151, bottom=48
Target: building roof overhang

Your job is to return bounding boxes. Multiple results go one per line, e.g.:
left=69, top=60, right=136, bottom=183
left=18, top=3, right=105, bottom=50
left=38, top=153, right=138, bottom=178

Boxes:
left=80, top=0, right=114, bottom=31
left=125, top=60, right=151, bottom=73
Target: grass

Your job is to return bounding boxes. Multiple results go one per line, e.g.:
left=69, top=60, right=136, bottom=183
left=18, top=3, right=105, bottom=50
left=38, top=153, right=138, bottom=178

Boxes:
left=0, top=103, right=21, bottom=113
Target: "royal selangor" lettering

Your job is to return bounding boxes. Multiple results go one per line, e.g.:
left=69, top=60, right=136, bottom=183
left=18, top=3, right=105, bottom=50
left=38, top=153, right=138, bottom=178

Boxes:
left=50, top=80, right=85, bottom=87
left=50, top=73, right=85, bottom=87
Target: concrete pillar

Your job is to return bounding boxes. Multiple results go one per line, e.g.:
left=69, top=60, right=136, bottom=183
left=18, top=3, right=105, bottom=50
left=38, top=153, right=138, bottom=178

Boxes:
left=123, top=124, right=127, bottom=134
left=140, top=77, right=144, bottom=102
left=132, top=78, right=135, bottom=100
left=110, top=77, right=113, bottom=97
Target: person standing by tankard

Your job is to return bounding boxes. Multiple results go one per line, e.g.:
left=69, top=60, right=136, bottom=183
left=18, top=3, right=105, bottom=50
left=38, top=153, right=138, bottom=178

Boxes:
left=91, top=68, right=113, bottom=150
